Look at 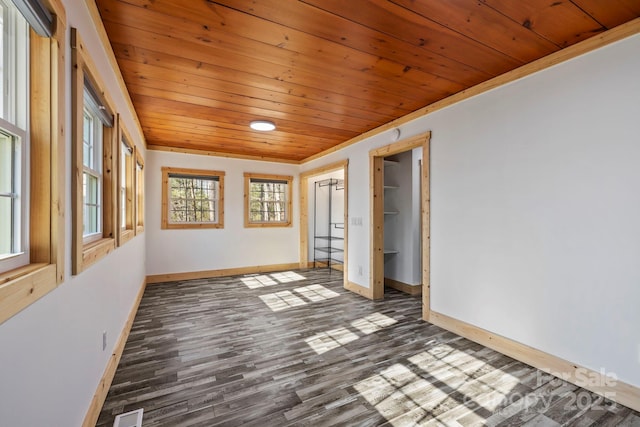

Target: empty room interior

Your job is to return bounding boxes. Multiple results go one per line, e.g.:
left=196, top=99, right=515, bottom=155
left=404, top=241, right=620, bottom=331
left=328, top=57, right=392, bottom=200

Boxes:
left=1, top=0, right=640, bottom=426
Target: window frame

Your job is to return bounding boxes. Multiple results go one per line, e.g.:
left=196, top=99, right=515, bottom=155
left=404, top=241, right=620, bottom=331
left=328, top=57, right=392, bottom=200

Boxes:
left=244, top=173, right=293, bottom=228
left=134, top=148, right=144, bottom=234
left=0, top=125, right=28, bottom=272
left=161, top=167, right=225, bottom=230
left=0, top=0, right=66, bottom=325
left=82, top=93, right=104, bottom=244
left=0, top=0, right=29, bottom=273
left=118, top=120, right=135, bottom=245
left=71, top=28, right=117, bottom=275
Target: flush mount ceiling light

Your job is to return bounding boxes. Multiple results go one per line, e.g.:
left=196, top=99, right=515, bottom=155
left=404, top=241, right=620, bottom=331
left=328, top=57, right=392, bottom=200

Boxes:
left=250, top=120, right=276, bottom=131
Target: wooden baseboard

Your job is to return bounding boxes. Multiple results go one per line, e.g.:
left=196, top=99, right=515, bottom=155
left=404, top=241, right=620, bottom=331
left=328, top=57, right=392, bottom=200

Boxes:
left=384, top=277, right=422, bottom=295
left=428, top=311, right=640, bottom=413
left=82, top=278, right=147, bottom=427
left=146, top=263, right=300, bottom=284
left=345, top=280, right=373, bottom=299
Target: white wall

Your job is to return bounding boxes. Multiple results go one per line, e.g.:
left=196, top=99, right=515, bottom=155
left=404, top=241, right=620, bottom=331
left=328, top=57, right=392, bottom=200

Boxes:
left=0, top=1, right=147, bottom=426
left=145, top=150, right=300, bottom=276
left=302, top=34, right=640, bottom=388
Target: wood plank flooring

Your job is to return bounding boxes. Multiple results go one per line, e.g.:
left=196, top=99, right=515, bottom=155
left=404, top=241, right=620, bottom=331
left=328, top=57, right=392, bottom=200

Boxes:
left=97, top=269, right=639, bottom=426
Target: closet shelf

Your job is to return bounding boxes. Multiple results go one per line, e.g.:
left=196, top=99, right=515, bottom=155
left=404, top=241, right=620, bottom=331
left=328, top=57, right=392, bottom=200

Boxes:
left=315, top=235, right=344, bottom=240
left=384, top=159, right=399, bottom=166
left=384, top=249, right=399, bottom=255
left=315, top=247, right=344, bottom=253
left=384, top=185, right=399, bottom=189
left=384, top=211, right=399, bottom=215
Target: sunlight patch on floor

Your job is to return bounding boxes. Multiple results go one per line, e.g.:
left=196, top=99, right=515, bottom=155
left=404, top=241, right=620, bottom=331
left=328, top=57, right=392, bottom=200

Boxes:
left=294, top=284, right=340, bottom=302
left=241, top=274, right=279, bottom=289
left=304, top=327, right=359, bottom=354
left=271, top=271, right=306, bottom=283
left=351, top=312, right=398, bottom=335
left=354, top=363, right=446, bottom=425
left=259, top=291, right=307, bottom=311
left=304, top=312, right=400, bottom=355
left=353, top=346, right=524, bottom=426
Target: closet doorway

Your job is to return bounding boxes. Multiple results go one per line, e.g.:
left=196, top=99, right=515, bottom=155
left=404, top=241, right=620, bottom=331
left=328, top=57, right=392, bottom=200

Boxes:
left=299, top=160, right=349, bottom=289
left=370, top=132, right=430, bottom=319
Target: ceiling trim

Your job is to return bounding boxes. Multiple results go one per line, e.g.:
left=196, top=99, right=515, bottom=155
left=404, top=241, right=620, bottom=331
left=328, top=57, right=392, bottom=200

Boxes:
left=301, top=17, right=640, bottom=165
left=83, top=0, right=146, bottom=148
left=147, top=144, right=301, bottom=165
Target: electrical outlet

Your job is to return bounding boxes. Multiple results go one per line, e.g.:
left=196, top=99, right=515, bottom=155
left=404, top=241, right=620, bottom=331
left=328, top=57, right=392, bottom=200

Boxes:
left=102, top=331, right=107, bottom=351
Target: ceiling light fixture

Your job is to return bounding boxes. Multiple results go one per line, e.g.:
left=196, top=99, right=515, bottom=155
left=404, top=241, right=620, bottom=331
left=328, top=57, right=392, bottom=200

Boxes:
left=250, top=120, right=276, bottom=131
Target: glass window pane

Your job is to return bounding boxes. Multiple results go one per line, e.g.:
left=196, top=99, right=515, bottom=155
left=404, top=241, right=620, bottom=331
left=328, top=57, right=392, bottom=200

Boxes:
left=0, top=132, right=12, bottom=194
left=0, top=2, right=5, bottom=120
left=168, top=175, right=219, bottom=224
left=249, top=179, right=288, bottom=223
left=0, top=195, right=11, bottom=255
left=83, top=110, right=92, bottom=168
left=83, top=173, right=100, bottom=236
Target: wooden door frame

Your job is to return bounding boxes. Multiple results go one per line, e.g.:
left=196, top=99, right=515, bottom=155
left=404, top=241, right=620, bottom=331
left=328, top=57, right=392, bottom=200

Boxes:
left=299, top=160, right=349, bottom=288
left=370, top=131, right=431, bottom=319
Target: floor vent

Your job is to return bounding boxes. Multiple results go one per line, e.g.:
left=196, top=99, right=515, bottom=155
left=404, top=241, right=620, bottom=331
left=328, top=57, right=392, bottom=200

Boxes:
left=113, top=409, right=143, bottom=427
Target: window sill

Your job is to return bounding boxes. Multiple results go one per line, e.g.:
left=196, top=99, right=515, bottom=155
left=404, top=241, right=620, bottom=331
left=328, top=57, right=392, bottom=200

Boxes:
left=0, top=263, right=57, bottom=325
left=245, top=222, right=292, bottom=228
left=162, top=223, right=224, bottom=230
left=120, top=229, right=135, bottom=246
left=81, top=237, right=116, bottom=272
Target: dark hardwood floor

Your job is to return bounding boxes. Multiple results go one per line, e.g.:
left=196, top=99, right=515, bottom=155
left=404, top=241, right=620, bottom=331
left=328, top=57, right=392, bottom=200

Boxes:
left=97, top=269, right=639, bottom=426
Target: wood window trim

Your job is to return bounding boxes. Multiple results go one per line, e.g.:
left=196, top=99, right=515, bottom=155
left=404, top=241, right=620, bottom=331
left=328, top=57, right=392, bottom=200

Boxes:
left=134, top=148, right=144, bottom=234
left=161, top=167, right=225, bottom=230
left=71, top=28, right=117, bottom=274
left=244, top=173, right=293, bottom=228
left=0, top=0, right=66, bottom=325
left=117, top=118, right=135, bottom=246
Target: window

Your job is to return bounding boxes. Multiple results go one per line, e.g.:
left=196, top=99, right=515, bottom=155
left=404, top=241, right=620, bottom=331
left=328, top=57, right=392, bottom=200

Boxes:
left=118, top=126, right=134, bottom=244
left=0, top=0, right=29, bottom=274
left=0, top=0, right=65, bottom=325
left=244, top=173, right=293, bottom=227
left=82, top=92, right=104, bottom=241
left=161, top=167, right=224, bottom=229
left=71, top=28, right=117, bottom=274
left=135, top=149, right=144, bottom=233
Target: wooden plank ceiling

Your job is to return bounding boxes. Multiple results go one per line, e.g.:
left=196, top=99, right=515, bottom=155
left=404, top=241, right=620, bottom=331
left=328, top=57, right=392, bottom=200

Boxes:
left=95, top=0, right=640, bottom=162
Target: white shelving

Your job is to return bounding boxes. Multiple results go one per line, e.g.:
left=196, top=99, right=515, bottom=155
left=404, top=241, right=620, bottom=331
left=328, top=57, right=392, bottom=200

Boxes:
left=384, top=157, right=399, bottom=255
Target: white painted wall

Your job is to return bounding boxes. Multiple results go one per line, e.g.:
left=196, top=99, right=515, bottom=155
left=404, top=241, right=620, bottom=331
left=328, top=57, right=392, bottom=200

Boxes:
left=0, top=1, right=147, bottom=426
left=145, top=150, right=300, bottom=276
left=1, top=6, right=637, bottom=427
left=302, top=34, right=640, bottom=388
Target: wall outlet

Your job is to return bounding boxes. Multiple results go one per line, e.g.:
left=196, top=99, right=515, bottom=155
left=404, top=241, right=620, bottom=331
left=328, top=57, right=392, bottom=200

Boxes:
left=102, top=331, right=107, bottom=351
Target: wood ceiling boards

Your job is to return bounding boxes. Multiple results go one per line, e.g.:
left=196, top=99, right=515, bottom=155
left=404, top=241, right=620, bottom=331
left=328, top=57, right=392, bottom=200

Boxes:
left=95, top=0, right=640, bottom=162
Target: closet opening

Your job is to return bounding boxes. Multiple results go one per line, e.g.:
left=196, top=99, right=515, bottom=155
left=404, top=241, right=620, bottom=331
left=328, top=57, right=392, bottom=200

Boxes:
left=370, top=132, right=431, bottom=319
left=299, top=160, right=349, bottom=288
